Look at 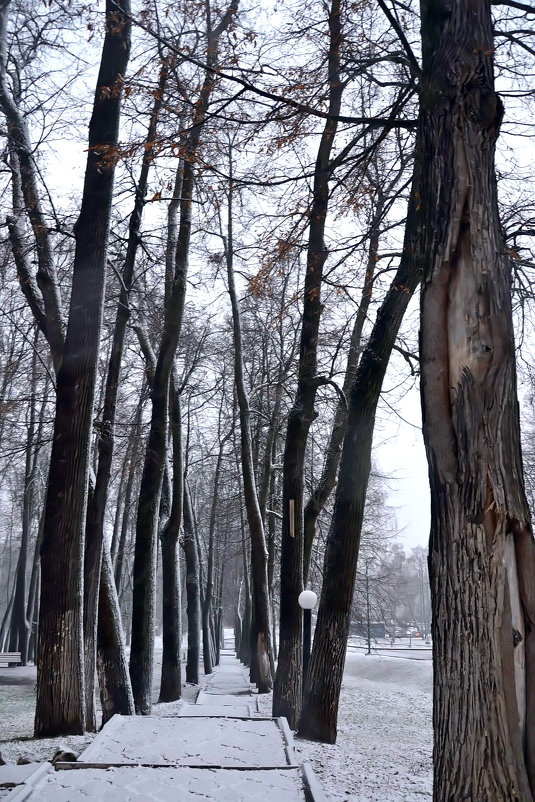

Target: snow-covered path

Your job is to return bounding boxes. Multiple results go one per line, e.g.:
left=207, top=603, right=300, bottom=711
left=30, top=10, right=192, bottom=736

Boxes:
left=0, top=647, right=432, bottom=800
left=5, top=651, right=327, bottom=801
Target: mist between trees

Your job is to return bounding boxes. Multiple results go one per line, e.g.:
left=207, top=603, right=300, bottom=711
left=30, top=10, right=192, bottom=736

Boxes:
left=0, top=0, right=535, bottom=797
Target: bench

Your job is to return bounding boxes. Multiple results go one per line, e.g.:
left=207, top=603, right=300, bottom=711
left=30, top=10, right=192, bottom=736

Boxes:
left=0, top=651, right=22, bottom=667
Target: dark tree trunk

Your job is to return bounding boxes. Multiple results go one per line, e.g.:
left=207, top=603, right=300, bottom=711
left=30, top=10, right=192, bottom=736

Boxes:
left=302, top=200, right=382, bottom=583
left=35, top=0, right=131, bottom=737
left=238, top=524, right=252, bottom=667
left=83, top=63, right=167, bottom=729
left=225, top=164, right=274, bottom=692
left=96, top=545, right=135, bottom=726
left=202, top=426, right=231, bottom=675
left=298, top=175, right=421, bottom=744
left=418, top=0, right=535, bottom=797
left=183, top=481, right=200, bottom=684
left=129, top=1, right=238, bottom=714
left=114, top=396, right=144, bottom=591
left=9, top=331, right=39, bottom=664
left=274, top=0, right=342, bottom=727
left=159, top=380, right=183, bottom=702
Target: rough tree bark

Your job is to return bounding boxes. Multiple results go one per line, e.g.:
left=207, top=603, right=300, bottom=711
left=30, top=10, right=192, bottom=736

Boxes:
left=273, top=0, right=343, bottom=727
left=35, top=0, right=131, bottom=736
left=419, top=0, right=535, bottom=797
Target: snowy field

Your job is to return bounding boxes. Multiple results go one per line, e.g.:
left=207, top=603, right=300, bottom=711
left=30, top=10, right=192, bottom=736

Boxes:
left=0, top=650, right=432, bottom=800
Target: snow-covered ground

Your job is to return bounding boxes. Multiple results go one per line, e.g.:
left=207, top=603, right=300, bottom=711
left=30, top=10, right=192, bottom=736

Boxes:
left=0, top=651, right=432, bottom=800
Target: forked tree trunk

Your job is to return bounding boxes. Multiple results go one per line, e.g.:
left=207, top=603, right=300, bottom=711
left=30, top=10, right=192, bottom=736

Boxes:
left=302, top=198, right=382, bottom=583
left=297, top=168, right=421, bottom=744
left=96, top=545, right=135, bottom=726
left=274, top=0, right=342, bottom=727
left=35, top=0, right=131, bottom=737
left=419, top=0, right=535, bottom=797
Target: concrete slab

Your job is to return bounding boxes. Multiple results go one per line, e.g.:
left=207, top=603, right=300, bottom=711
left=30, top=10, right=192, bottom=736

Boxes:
left=0, top=763, right=51, bottom=789
left=169, top=703, right=258, bottom=717
left=8, top=765, right=327, bottom=801
left=77, top=714, right=295, bottom=768
left=196, top=690, right=256, bottom=706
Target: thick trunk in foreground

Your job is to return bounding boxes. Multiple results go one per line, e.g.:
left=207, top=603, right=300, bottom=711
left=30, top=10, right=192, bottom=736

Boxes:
left=35, top=0, right=131, bottom=737
left=419, top=0, right=535, bottom=798
left=274, top=0, right=342, bottom=727
left=298, top=172, right=421, bottom=744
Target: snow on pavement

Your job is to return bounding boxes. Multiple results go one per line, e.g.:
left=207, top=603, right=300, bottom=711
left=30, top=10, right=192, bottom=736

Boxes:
left=1, top=650, right=432, bottom=801
left=258, top=652, right=433, bottom=801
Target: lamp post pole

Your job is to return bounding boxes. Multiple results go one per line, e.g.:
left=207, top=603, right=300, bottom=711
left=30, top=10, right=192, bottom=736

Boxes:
left=298, top=589, right=317, bottom=686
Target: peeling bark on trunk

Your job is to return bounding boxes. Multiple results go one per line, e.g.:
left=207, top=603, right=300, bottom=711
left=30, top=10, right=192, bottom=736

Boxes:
left=35, top=0, right=131, bottom=737
left=418, top=0, right=535, bottom=797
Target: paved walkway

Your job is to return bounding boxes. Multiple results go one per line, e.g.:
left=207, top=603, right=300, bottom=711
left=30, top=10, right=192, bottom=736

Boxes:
left=8, top=649, right=326, bottom=801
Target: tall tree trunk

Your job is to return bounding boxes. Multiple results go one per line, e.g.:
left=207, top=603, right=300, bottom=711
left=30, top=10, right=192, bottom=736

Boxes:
left=34, top=0, right=131, bottom=737
left=418, top=0, right=535, bottom=797
left=298, top=170, right=421, bottom=744
left=183, top=479, right=201, bottom=684
left=114, top=395, right=144, bottom=590
left=129, top=0, right=239, bottom=714
left=238, top=507, right=252, bottom=667
left=225, top=160, right=274, bottom=692
left=302, top=198, right=382, bottom=583
left=83, top=64, right=168, bottom=729
left=97, top=545, right=135, bottom=726
left=9, top=330, right=39, bottom=663
left=202, top=424, right=231, bottom=675
left=159, top=379, right=183, bottom=701
left=274, top=0, right=343, bottom=727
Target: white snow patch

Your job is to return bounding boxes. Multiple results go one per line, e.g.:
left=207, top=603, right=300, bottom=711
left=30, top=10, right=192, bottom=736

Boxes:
left=258, top=652, right=432, bottom=801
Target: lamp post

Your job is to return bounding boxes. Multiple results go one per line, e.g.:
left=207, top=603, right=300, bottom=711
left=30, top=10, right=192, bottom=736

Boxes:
left=298, top=589, right=317, bottom=685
